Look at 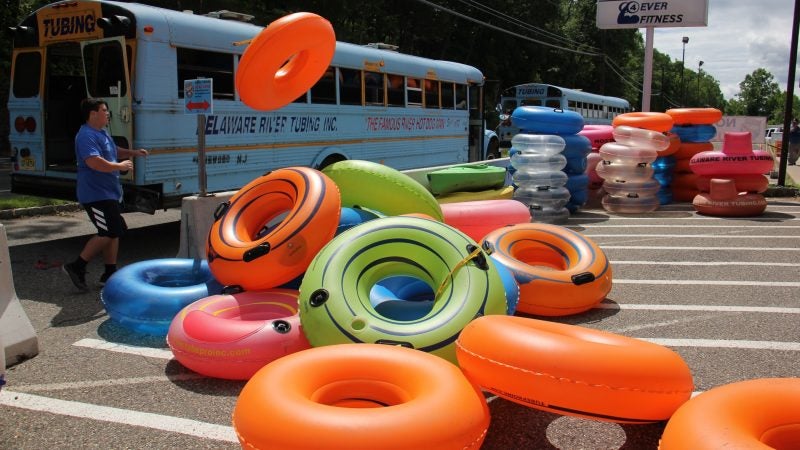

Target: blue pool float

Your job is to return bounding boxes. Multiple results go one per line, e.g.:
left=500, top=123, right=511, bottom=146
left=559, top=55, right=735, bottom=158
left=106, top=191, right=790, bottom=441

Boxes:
left=671, top=124, right=716, bottom=143
left=101, top=258, right=223, bottom=336
left=511, top=106, right=584, bottom=135
left=561, top=134, right=592, bottom=175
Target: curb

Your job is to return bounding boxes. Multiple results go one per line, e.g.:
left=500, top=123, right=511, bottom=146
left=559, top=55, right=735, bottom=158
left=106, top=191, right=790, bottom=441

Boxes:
left=0, top=203, right=82, bottom=220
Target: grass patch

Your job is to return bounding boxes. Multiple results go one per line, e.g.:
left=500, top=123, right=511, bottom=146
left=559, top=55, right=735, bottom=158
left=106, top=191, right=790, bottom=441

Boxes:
left=0, top=195, right=74, bottom=210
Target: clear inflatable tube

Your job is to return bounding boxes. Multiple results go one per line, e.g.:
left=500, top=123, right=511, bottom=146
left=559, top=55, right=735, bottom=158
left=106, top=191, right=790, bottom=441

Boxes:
left=612, top=126, right=670, bottom=152
left=511, top=133, right=566, bottom=156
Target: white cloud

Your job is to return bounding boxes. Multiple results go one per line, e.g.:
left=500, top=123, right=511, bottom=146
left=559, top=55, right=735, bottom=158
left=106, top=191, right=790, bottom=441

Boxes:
left=648, top=0, right=798, bottom=100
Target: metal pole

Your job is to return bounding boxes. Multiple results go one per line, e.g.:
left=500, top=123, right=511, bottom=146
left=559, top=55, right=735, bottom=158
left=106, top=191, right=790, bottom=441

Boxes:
left=680, top=37, right=688, bottom=106
left=197, top=114, right=207, bottom=196
left=777, top=0, right=800, bottom=186
left=642, top=27, right=654, bottom=112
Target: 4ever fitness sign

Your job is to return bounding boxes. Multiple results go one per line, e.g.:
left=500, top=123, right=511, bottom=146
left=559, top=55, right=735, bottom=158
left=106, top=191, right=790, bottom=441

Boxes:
left=596, top=0, right=708, bottom=29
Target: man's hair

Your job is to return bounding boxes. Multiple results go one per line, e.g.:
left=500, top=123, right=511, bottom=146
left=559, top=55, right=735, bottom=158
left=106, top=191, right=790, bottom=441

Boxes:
left=80, top=98, right=108, bottom=122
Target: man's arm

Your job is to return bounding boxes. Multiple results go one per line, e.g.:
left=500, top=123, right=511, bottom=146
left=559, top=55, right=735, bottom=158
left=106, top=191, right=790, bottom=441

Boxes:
left=117, top=147, right=148, bottom=158
left=85, top=156, right=133, bottom=173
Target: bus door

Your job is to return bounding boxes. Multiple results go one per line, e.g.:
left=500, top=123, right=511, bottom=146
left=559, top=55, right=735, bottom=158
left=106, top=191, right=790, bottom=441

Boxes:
left=42, top=42, right=87, bottom=173
left=80, top=36, right=133, bottom=180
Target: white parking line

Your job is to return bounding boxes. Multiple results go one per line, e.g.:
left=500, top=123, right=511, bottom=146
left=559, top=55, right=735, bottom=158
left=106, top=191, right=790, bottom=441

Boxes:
left=0, top=390, right=238, bottom=443
left=73, top=338, right=173, bottom=359
left=595, top=303, right=800, bottom=314
left=614, top=279, right=800, bottom=287
left=611, top=260, right=798, bottom=266
left=587, top=234, right=800, bottom=239
left=642, top=338, right=800, bottom=351
left=580, top=225, right=800, bottom=229
left=602, top=246, right=800, bottom=251
left=10, top=373, right=206, bottom=393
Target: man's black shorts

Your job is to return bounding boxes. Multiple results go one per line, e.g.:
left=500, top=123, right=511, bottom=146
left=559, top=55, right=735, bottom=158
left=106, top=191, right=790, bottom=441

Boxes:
left=83, top=200, right=128, bottom=238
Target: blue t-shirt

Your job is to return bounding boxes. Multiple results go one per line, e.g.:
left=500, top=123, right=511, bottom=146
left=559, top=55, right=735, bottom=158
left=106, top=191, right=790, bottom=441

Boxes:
left=75, top=124, right=122, bottom=204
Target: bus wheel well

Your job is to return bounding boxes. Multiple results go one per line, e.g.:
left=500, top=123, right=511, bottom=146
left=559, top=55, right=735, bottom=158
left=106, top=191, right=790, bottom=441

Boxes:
left=486, top=137, right=501, bottom=159
left=316, top=154, right=346, bottom=170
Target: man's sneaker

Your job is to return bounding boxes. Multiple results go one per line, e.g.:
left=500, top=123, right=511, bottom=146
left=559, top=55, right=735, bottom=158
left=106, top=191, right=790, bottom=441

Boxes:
left=63, top=262, right=88, bottom=292
left=98, top=271, right=116, bottom=286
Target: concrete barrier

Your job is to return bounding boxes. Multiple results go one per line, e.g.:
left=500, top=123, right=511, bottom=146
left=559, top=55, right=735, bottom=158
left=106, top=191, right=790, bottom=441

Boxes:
left=176, top=192, right=236, bottom=259
left=0, top=224, right=39, bottom=367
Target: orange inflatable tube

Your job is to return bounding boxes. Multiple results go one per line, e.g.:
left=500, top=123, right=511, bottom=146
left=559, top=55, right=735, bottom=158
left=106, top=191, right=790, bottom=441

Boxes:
left=233, top=343, right=490, bottom=449
left=236, top=13, right=336, bottom=111
left=482, top=223, right=612, bottom=316
left=673, top=142, right=713, bottom=160
left=665, top=107, right=723, bottom=125
left=456, top=315, right=694, bottom=423
left=659, top=378, right=800, bottom=449
left=207, top=167, right=340, bottom=290
left=612, top=112, right=674, bottom=132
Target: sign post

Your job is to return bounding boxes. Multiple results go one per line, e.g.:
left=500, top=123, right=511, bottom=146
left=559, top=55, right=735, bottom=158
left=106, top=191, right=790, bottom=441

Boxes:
left=184, top=78, right=213, bottom=196
left=596, top=0, right=709, bottom=112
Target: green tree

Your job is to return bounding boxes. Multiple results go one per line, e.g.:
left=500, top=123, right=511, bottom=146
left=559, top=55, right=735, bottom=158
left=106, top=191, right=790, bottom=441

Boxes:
left=734, top=68, right=781, bottom=117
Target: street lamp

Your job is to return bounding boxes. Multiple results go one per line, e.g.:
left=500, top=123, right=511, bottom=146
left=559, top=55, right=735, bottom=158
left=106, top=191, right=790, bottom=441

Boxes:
left=697, top=60, right=704, bottom=106
left=681, top=36, right=689, bottom=106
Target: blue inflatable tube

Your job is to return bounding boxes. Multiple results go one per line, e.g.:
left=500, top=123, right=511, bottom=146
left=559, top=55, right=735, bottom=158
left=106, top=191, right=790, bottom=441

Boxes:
left=511, top=106, right=585, bottom=135
left=101, top=258, right=223, bottom=336
left=671, top=124, right=716, bottom=143
left=561, top=134, right=592, bottom=175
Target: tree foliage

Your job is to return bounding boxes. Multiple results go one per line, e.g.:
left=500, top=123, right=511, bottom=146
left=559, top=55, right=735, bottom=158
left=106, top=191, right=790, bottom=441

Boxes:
left=0, top=0, right=767, bottom=153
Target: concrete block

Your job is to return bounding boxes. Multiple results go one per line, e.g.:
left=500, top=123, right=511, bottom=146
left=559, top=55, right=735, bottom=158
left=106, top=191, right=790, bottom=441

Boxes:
left=0, top=224, right=39, bottom=367
left=176, top=192, right=236, bottom=259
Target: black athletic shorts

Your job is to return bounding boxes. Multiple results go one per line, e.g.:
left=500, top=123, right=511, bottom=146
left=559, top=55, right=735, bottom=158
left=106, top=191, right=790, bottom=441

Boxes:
left=83, top=200, right=128, bottom=238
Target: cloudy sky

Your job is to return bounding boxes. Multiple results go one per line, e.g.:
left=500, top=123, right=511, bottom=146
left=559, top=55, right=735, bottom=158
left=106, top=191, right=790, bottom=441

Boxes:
left=648, top=0, right=798, bottom=100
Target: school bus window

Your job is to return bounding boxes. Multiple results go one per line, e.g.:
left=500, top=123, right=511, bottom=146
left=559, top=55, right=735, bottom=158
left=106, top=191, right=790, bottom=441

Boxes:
left=455, top=84, right=468, bottom=110
left=339, top=68, right=361, bottom=105
left=567, top=100, right=577, bottom=111
left=424, top=80, right=440, bottom=109
left=407, top=77, right=422, bottom=107
left=83, top=40, right=128, bottom=97
left=310, top=66, right=336, bottom=104
left=387, top=74, right=404, bottom=107
left=364, top=71, right=385, bottom=105
left=12, top=52, right=42, bottom=98
left=177, top=48, right=234, bottom=99
left=545, top=99, right=560, bottom=108
left=441, top=82, right=455, bottom=109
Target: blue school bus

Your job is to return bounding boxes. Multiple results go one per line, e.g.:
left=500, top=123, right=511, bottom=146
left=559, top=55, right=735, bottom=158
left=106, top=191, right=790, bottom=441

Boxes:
left=8, top=1, right=495, bottom=212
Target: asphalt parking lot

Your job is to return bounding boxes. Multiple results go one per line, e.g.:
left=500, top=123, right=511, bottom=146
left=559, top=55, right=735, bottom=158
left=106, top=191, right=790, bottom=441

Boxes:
left=1, top=200, right=799, bottom=449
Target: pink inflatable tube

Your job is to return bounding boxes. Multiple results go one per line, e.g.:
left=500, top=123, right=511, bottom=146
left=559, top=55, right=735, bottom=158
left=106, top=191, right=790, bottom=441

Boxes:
left=441, top=199, right=531, bottom=242
left=696, top=174, right=769, bottom=194
left=579, top=124, right=614, bottom=150
left=689, top=132, right=773, bottom=176
left=167, top=289, right=310, bottom=380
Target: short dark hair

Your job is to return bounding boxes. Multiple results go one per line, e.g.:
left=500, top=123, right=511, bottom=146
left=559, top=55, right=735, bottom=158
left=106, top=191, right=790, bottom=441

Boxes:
left=80, top=98, right=108, bottom=122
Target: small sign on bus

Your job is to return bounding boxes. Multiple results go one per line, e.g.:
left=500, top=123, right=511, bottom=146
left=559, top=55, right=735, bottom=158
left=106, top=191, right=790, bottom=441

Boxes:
left=184, top=78, right=213, bottom=115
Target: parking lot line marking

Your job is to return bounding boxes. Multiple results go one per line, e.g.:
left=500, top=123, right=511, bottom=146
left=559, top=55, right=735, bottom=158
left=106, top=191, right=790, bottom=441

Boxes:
left=610, top=260, right=797, bottom=266
left=595, top=304, right=800, bottom=314
left=602, top=246, right=800, bottom=251
left=587, top=234, right=800, bottom=239
left=579, top=225, right=800, bottom=229
left=642, top=339, right=800, bottom=351
left=614, top=279, right=800, bottom=287
left=0, top=390, right=238, bottom=443
left=10, top=374, right=206, bottom=393
left=73, top=338, right=173, bottom=359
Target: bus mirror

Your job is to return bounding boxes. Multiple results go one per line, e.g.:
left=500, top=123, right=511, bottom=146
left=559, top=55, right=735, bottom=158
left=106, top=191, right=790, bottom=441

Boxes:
left=498, top=114, right=509, bottom=121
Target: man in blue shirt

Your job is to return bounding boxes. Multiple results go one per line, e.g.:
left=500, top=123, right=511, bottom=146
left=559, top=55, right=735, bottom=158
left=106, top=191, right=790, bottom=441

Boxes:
left=63, top=98, right=148, bottom=291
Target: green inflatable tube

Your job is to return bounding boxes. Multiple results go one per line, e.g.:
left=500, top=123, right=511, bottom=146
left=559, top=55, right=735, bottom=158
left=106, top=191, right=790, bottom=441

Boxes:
left=299, top=216, right=507, bottom=364
left=322, top=160, right=444, bottom=221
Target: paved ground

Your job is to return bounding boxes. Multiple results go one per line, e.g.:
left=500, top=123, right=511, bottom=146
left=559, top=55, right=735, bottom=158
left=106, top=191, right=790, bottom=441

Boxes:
left=1, top=199, right=798, bottom=449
